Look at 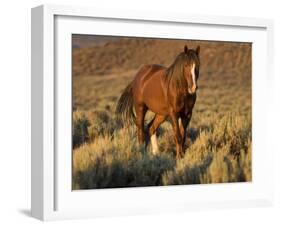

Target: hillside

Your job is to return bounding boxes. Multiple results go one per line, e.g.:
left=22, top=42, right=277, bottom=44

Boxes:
left=72, top=36, right=251, bottom=78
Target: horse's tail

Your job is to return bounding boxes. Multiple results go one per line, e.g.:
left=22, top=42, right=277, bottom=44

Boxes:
left=115, top=82, right=135, bottom=127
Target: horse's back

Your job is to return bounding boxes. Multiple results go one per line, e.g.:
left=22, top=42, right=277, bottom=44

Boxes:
left=145, top=64, right=166, bottom=75
left=133, top=64, right=166, bottom=87
left=136, top=64, right=165, bottom=80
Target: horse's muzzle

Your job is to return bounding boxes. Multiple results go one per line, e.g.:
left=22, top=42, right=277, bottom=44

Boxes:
left=188, top=85, right=197, bottom=94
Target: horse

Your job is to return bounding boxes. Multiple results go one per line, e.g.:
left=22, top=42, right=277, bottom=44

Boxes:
left=116, top=45, right=200, bottom=159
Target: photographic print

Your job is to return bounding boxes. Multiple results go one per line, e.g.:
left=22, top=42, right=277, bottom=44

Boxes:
left=72, top=35, right=252, bottom=190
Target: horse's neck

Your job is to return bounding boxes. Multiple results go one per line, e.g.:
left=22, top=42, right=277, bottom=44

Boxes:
left=161, top=74, right=188, bottom=108
left=167, top=79, right=189, bottom=96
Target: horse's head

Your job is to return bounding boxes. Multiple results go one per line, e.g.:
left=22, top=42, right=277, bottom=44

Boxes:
left=183, top=45, right=200, bottom=94
left=166, top=45, right=200, bottom=95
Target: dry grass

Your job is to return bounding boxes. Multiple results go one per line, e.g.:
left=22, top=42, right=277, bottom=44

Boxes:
left=72, top=37, right=252, bottom=189
left=73, top=113, right=251, bottom=189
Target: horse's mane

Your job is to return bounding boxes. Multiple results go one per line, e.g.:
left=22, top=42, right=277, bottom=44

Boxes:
left=166, top=50, right=199, bottom=93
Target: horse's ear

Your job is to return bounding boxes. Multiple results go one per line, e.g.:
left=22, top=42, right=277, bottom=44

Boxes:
left=184, top=45, right=188, bottom=53
left=196, top=45, right=200, bottom=55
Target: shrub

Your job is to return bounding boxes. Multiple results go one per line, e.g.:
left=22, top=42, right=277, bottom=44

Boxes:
left=73, top=113, right=252, bottom=189
left=73, top=111, right=90, bottom=148
left=162, top=114, right=252, bottom=185
left=73, top=129, right=175, bottom=189
left=84, top=110, right=122, bottom=142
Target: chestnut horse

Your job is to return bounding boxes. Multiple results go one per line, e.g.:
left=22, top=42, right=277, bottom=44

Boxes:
left=116, top=45, right=200, bottom=158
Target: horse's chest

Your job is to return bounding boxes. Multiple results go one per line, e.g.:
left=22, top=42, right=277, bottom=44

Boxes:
left=177, top=95, right=196, bottom=114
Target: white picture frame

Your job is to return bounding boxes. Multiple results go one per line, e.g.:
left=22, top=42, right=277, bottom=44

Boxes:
left=31, top=4, right=274, bottom=221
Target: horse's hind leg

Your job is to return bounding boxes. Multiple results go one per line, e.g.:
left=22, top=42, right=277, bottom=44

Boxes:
left=135, top=104, right=147, bottom=146
left=147, top=114, right=166, bottom=155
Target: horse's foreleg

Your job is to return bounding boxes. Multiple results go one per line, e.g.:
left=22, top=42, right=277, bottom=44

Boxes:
left=170, top=112, right=183, bottom=159
left=135, top=105, right=147, bottom=146
left=147, top=114, right=166, bottom=155
left=179, top=112, right=192, bottom=150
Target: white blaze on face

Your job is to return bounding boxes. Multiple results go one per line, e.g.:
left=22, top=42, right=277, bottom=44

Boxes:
left=191, top=63, right=196, bottom=89
left=151, top=134, right=159, bottom=155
